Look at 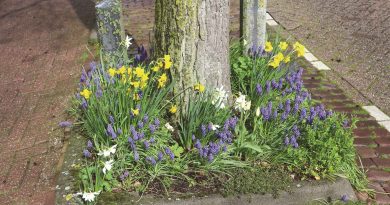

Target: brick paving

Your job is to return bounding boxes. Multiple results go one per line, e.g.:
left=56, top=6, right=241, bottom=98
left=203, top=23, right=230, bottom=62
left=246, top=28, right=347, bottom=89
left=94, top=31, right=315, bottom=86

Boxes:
left=0, top=0, right=94, bottom=204
left=267, top=0, right=390, bottom=116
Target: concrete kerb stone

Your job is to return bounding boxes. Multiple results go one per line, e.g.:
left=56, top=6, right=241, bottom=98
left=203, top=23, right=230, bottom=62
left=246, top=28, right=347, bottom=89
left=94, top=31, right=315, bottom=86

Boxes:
left=311, top=61, right=331, bottom=71
left=94, top=178, right=356, bottom=205
left=266, top=19, right=279, bottom=26
left=363, top=106, right=390, bottom=122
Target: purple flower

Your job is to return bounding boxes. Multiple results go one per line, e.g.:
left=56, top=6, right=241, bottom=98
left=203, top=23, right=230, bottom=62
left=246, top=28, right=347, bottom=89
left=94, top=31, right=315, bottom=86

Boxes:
left=109, top=115, right=115, bottom=124
left=149, top=138, right=155, bottom=143
left=192, top=134, right=196, bottom=141
left=195, top=139, right=202, bottom=149
left=341, top=195, right=348, bottom=202
left=343, top=120, right=349, bottom=128
left=201, top=124, right=207, bottom=136
left=157, top=152, right=164, bottom=161
left=80, top=69, right=87, bottom=83
left=137, top=121, right=144, bottom=129
left=265, top=81, right=271, bottom=93
left=95, top=89, right=103, bottom=98
left=87, top=140, right=93, bottom=149
left=117, top=128, right=122, bottom=135
left=146, top=156, right=156, bottom=166
left=149, top=124, right=156, bottom=134
left=271, top=80, right=278, bottom=89
left=208, top=154, right=214, bottom=162
left=119, top=171, right=129, bottom=181
left=83, top=149, right=91, bottom=158
left=138, top=132, right=145, bottom=139
left=143, top=140, right=150, bottom=150
left=134, top=151, right=139, bottom=161
left=81, top=98, right=88, bottom=109
left=284, top=137, right=290, bottom=146
left=128, top=137, right=136, bottom=150
left=106, top=124, right=117, bottom=139
left=281, top=112, right=288, bottom=121
left=278, top=103, right=284, bottom=111
left=154, top=118, right=160, bottom=127
left=300, top=108, right=307, bottom=121
left=256, top=84, right=263, bottom=95
left=278, top=78, right=284, bottom=89
left=165, top=147, right=175, bottom=160
left=59, top=121, right=72, bottom=128
left=143, top=115, right=149, bottom=123
left=222, top=145, right=227, bottom=152
left=137, top=90, right=143, bottom=99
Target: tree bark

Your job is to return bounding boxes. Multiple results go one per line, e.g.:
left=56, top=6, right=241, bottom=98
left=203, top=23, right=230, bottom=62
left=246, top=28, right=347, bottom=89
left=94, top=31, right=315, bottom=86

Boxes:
left=154, top=0, right=231, bottom=98
left=243, top=0, right=267, bottom=53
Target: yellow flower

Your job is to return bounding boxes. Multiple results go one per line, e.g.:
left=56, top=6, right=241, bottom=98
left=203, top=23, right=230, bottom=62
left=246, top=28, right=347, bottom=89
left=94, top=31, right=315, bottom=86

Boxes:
left=152, top=66, right=160, bottom=72
left=140, top=72, right=149, bottom=83
left=80, top=89, right=92, bottom=99
left=268, top=60, right=280, bottom=68
left=194, top=83, right=205, bottom=93
left=293, top=42, right=305, bottom=57
left=117, top=66, right=126, bottom=75
left=131, top=108, right=139, bottom=116
left=135, top=67, right=145, bottom=78
left=130, top=81, right=140, bottom=88
left=157, top=61, right=163, bottom=68
left=274, top=52, right=284, bottom=62
left=158, top=73, right=168, bottom=88
left=108, top=68, right=116, bottom=77
left=169, top=105, right=177, bottom=114
left=283, top=56, right=291, bottom=63
left=278, top=42, right=288, bottom=51
left=164, top=55, right=172, bottom=69
left=265, top=41, right=273, bottom=52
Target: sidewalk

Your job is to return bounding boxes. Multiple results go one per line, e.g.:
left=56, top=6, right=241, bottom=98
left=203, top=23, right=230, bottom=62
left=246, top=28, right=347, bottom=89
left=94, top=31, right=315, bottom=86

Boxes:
left=0, top=0, right=94, bottom=204
left=268, top=0, right=390, bottom=115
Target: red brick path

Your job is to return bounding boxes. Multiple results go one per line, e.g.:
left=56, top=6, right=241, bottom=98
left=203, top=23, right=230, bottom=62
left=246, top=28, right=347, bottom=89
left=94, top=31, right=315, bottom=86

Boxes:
left=0, top=0, right=94, bottom=204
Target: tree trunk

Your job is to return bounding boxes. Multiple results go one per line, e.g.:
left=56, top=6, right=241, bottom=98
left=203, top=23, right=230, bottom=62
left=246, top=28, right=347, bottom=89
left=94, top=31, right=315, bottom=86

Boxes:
left=154, top=0, right=231, bottom=99
left=242, top=0, right=267, bottom=53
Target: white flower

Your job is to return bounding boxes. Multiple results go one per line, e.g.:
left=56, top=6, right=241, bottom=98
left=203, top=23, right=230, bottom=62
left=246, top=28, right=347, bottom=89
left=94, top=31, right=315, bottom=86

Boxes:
left=212, top=86, right=228, bottom=109
left=234, top=92, right=251, bottom=112
left=165, top=123, right=174, bottom=132
left=97, top=144, right=117, bottom=157
left=210, top=123, right=220, bottom=131
left=103, top=159, right=114, bottom=174
left=79, top=191, right=101, bottom=202
left=255, top=107, right=260, bottom=117
left=125, top=35, right=132, bottom=49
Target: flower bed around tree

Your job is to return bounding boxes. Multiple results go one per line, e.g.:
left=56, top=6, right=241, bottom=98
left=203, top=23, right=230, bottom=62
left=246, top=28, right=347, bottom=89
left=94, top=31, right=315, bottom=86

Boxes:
left=61, top=38, right=368, bottom=204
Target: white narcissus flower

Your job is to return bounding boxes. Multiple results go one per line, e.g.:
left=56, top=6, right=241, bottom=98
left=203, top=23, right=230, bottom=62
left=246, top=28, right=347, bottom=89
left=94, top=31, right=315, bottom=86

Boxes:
left=212, top=86, right=228, bottom=109
left=97, top=144, right=117, bottom=157
left=76, top=191, right=101, bottom=202
left=210, top=123, right=220, bottom=131
left=103, top=159, right=114, bottom=174
left=255, top=107, right=260, bottom=117
left=165, top=123, right=174, bottom=132
left=125, top=35, right=132, bottom=49
left=234, top=92, right=251, bottom=112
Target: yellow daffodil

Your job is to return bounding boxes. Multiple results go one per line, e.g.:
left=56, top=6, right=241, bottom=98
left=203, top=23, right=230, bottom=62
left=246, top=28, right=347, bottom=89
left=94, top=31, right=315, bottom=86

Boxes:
left=108, top=68, right=116, bottom=77
left=268, top=60, right=280, bottom=68
left=152, top=66, right=160, bottom=72
left=274, top=52, right=284, bottom=62
left=169, top=105, right=177, bottom=114
left=293, top=42, right=305, bottom=57
left=80, top=89, right=92, bottom=99
left=283, top=56, right=291, bottom=63
left=117, top=66, right=126, bottom=75
left=131, top=108, right=139, bottom=116
left=194, top=83, right=205, bottom=93
left=130, top=81, right=140, bottom=88
left=157, top=61, right=163, bottom=68
left=135, top=67, right=145, bottom=78
left=265, top=41, right=273, bottom=52
left=158, top=73, right=168, bottom=88
left=278, top=42, right=288, bottom=51
left=164, top=55, right=172, bottom=69
left=140, top=72, right=149, bottom=82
